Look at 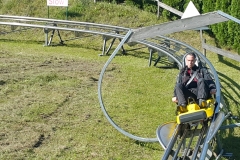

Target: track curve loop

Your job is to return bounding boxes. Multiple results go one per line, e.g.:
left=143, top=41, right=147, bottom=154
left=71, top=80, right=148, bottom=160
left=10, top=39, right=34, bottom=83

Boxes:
left=98, top=33, right=221, bottom=143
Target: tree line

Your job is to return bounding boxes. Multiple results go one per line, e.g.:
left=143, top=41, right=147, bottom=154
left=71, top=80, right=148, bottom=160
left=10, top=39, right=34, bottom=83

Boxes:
left=102, top=0, right=240, bottom=54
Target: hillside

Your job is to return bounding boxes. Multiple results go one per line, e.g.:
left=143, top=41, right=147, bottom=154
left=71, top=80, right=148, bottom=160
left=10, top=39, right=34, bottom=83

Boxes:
left=0, top=1, right=239, bottom=159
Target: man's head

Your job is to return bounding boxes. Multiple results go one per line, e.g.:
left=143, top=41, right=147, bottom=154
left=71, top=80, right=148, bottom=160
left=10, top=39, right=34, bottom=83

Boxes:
left=185, top=53, right=196, bottom=69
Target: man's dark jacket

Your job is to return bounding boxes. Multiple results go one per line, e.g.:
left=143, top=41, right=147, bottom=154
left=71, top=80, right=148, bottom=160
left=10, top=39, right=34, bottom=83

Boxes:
left=173, top=65, right=216, bottom=97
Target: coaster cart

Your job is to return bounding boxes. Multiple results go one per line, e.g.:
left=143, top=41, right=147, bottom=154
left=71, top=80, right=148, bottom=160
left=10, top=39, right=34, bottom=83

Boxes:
left=176, top=97, right=215, bottom=125
left=156, top=53, right=236, bottom=160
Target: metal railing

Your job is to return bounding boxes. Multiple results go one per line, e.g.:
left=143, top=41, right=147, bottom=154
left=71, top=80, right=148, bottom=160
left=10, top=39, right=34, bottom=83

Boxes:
left=0, top=15, right=130, bottom=55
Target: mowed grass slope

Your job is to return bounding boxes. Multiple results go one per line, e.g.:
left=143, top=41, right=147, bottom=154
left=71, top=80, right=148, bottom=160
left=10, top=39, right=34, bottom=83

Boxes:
left=0, top=1, right=240, bottom=159
left=0, top=40, right=169, bottom=159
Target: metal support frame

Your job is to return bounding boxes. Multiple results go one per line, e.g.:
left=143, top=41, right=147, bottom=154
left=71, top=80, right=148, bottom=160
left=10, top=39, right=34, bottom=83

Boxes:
left=148, top=39, right=173, bottom=67
left=100, top=31, right=126, bottom=56
left=44, top=23, right=64, bottom=46
left=148, top=48, right=160, bottom=66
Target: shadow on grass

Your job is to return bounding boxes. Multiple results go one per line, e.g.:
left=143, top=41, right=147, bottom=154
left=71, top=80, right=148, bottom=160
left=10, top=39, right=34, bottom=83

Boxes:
left=215, top=59, right=240, bottom=159
left=0, top=38, right=45, bottom=45
left=217, top=72, right=240, bottom=111
left=134, top=140, right=161, bottom=151
left=217, top=55, right=240, bottom=71
left=125, top=49, right=179, bottom=69
left=219, top=132, right=240, bottom=159
left=0, top=37, right=103, bottom=51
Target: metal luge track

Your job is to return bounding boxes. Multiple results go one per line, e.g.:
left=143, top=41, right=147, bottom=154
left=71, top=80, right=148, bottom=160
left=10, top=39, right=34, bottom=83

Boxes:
left=161, top=121, right=210, bottom=160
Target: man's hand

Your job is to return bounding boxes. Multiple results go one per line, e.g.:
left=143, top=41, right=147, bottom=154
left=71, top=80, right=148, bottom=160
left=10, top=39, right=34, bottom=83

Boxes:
left=172, top=97, right=178, bottom=103
left=210, top=89, right=217, bottom=94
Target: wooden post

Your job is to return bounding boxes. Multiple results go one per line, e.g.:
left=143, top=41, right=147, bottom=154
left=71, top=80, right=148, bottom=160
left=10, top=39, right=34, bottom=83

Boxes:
left=200, top=29, right=203, bottom=41
left=200, top=29, right=205, bottom=57
left=203, top=39, right=206, bottom=57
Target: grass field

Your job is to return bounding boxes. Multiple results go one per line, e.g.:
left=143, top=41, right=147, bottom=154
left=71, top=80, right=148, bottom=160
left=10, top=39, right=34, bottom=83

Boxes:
left=0, top=1, right=240, bottom=159
left=0, top=39, right=168, bottom=159
left=0, top=32, right=239, bottom=160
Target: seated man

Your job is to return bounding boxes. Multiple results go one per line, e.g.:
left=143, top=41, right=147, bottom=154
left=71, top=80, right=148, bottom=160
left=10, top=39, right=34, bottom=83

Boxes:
left=172, top=52, right=217, bottom=109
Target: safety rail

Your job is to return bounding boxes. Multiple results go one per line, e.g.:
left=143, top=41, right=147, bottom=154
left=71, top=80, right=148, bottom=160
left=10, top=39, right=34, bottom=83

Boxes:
left=0, top=15, right=130, bottom=55
left=0, top=15, right=129, bottom=32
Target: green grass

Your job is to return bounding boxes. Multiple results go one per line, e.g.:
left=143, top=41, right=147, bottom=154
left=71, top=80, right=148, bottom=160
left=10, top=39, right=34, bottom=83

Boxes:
left=0, top=39, right=166, bottom=160
left=0, top=1, right=240, bottom=159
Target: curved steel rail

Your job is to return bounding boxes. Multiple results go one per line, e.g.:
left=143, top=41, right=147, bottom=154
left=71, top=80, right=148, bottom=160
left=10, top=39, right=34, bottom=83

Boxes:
left=97, top=35, right=222, bottom=143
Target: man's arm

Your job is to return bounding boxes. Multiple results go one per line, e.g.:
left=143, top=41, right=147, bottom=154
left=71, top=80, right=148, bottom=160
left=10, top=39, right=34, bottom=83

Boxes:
left=172, top=97, right=178, bottom=103
left=201, top=68, right=217, bottom=94
left=172, top=73, right=181, bottom=102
